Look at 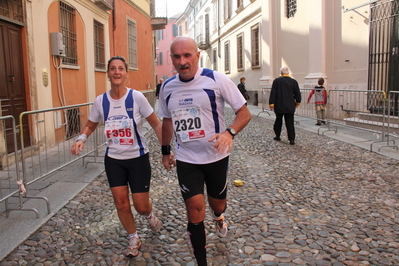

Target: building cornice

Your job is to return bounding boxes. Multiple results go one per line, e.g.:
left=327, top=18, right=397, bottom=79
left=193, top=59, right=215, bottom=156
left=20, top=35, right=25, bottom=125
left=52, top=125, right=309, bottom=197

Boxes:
left=74, top=0, right=111, bottom=20
left=123, top=0, right=151, bottom=20
left=210, top=7, right=262, bottom=45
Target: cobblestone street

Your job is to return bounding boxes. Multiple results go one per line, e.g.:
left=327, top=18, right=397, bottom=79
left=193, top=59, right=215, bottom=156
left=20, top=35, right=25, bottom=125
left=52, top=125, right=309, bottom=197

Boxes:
left=1, top=108, right=399, bottom=266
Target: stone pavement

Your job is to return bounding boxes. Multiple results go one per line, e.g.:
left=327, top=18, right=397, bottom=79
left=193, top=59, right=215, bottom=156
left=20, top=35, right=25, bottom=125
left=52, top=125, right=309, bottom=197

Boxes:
left=1, top=106, right=399, bottom=266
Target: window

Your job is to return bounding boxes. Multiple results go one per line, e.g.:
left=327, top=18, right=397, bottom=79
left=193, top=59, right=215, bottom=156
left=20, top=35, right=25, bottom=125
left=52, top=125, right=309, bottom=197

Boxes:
left=159, top=52, right=163, bottom=65
left=224, top=41, right=230, bottom=73
left=287, top=0, right=297, bottom=18
left=94, top=20, right=105, bottom=69
left=237, top=34, right=243, bottom=71
left=155, top=29, right=163, bottom=46
left=0, top=0, right=24, bottom=24
left=60, top=1, right=77, bottom=65
left=224, top=0, right=232, bottom=21
left=205, top=14, right=210, bottom=44
left=197, top=17, right=203, bottom=43
left=251, top=25, right=260, bottom=68
left=173, top=24, right=179, bottom=37
left=213, top=48, right=217, bottom=71
left=200, top=56, right=203, bottom=68
left=213, top=3, right=217, bottom=32
left=127, top=19, right=138, bottom=69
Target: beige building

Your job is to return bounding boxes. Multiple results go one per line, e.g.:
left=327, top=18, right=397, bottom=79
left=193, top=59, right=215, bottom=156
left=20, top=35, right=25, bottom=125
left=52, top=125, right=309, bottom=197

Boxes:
left=0, top=0, right=166, bottom=162
left=175, top=0, right=372, bottom=104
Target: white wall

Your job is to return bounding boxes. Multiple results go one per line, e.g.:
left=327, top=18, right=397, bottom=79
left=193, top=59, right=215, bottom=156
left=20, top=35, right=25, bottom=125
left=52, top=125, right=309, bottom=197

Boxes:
left=176, top=0, right=370, bottom=96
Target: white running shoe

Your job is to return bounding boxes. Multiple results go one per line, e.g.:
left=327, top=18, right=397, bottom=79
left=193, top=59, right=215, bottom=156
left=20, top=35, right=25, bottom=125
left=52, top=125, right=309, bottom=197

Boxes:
left=147, top=212, right=162, bottom=233
left=124, top=235, right=142, bottom=257
left=214, top=214, right=228, bottom=238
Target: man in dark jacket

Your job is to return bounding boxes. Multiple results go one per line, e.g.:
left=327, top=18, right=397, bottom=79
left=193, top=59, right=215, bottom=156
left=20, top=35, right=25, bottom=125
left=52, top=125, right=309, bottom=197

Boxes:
left=155, top=78, right=164, bottom=99
left=269, top=67, right=301, bottom=145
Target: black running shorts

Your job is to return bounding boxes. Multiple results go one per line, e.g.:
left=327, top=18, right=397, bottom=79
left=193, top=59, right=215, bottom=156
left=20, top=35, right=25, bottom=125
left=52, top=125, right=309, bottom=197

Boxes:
left=176, top=156, right=229, bottom=201
left=104, top=153, right=151, bottom=193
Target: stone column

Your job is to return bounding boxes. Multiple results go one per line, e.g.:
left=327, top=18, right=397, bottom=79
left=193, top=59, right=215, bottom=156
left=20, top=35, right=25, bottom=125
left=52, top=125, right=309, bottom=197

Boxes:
left=305, top=0, right=327, bottom=88
left=259, top=0, right=279, bottom=89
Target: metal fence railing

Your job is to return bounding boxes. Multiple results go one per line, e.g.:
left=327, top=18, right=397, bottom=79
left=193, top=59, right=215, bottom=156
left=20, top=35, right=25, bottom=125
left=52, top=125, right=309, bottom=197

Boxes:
left=0, top=103, right=106, bottom=218
left=258, top=87, right=399, bottom=152
left=373, top=90, right=399, bottom=151
left=0, top=116, right=25, bottom=216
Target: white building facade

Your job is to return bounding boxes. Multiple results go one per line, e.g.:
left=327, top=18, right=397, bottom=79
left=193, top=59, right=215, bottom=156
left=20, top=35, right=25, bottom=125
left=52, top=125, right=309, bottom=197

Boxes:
left=176, top=0, right=371, bottom=104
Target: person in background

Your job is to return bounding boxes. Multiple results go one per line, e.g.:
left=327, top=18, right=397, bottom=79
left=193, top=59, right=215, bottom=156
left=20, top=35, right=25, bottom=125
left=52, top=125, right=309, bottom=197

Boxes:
left=155, top=78, right=164, bottom=99
left=307, top=77, right=327, bottom=125
left=158, top=37, right=251, bottom=266
left=269, top=67, right=301, bottom=145
left=71, top=56, right=168, bottom=258
left=237, top=77, right=250, bottom=105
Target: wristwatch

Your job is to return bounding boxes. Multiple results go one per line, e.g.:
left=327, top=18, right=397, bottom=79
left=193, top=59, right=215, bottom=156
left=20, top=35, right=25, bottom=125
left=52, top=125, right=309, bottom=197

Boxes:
left=226, top=127, right=236, bottom=138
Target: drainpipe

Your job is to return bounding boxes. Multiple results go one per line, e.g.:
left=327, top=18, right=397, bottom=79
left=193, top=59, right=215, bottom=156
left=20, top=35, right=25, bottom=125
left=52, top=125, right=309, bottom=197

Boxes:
left=218, top=0, right=220, bottom=58
left=188, top=1, right=196, bottom=39
left=113, top=0, right=116, bottom=55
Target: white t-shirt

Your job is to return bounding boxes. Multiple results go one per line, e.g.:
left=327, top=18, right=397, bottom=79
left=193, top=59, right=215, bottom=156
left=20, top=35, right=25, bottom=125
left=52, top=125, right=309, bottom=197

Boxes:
left=158, top=67, right=246, bottom=164
left=89, top=88, right=154, bottom=160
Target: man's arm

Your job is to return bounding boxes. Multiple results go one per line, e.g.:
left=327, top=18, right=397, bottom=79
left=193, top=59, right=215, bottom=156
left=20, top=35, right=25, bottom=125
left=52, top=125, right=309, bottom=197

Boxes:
left=229, top=104, right=252, bottom=134
left=294, top=81, right=302, bottom=103
left=162, top=118, right=176, bottom=170
left=209, top=104, right=251, bottom=153
left=269, top=79, right=277, bottom=110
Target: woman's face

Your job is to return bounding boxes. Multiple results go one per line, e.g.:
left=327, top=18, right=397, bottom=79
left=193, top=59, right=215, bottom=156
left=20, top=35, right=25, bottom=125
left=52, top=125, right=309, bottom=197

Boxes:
left=107, top=59, right=128, bottom=86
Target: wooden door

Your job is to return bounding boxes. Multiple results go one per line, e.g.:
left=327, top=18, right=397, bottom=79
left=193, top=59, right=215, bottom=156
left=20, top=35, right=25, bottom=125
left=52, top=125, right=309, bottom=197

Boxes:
left=0, top=20, right=30, bottom=153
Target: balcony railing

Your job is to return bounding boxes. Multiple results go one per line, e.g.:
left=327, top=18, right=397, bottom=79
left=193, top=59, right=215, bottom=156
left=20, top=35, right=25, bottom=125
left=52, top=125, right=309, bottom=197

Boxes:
left=196, top=34, right=210, bottom=50
left=151, top=0, right=167, bottom=30
left=93, top=0, right=113, bottom=11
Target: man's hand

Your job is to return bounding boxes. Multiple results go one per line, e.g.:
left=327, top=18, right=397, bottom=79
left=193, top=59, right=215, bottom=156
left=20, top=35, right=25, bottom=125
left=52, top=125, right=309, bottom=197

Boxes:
left=162, top=152, right=176, bottom=171
left=208, top=131, right=233, bottom=154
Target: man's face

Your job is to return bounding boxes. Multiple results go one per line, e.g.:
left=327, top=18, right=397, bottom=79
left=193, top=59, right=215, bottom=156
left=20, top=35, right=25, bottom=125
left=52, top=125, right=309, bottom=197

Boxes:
left=170, top=39, right=200, bottom=81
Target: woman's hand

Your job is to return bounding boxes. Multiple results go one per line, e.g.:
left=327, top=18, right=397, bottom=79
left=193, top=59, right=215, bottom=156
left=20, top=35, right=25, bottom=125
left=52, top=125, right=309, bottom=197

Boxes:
left=71, top=140, right=84, bottom=155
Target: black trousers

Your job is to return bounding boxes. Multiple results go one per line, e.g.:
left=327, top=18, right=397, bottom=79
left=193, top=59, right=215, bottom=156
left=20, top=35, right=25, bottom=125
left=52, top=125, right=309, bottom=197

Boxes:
left=273, top=113, right=295, bottom=141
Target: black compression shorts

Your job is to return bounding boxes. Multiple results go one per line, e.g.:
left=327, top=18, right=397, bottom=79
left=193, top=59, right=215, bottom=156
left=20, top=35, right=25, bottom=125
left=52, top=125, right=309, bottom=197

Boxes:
left=104, top=153, right=151, bottom=193
left=176, top=156, right=229, bottom=201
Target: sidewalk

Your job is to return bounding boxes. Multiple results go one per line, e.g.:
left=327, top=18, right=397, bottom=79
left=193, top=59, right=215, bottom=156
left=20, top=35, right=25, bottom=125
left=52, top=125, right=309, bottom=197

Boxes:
left=0, top=158, right=105, bottom=261
left=0, top=106, right=399, bottom=265
left=252, top=105, right=399, bottom=161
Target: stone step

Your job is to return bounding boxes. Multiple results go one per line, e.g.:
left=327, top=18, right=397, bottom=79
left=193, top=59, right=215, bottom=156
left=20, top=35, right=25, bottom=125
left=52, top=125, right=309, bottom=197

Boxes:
left=357, top=112, right=399, bottom=124
left=344, top=117, right=399, bottom=134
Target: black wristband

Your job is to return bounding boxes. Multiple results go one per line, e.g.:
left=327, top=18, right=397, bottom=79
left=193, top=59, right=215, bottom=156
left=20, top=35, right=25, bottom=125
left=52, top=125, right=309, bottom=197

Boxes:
left=161, top=145, right=171, bottom=155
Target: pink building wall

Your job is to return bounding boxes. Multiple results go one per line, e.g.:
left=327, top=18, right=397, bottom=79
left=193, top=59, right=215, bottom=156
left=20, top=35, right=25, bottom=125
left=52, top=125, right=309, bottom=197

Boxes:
left=155, top=14, right=181, bottom=82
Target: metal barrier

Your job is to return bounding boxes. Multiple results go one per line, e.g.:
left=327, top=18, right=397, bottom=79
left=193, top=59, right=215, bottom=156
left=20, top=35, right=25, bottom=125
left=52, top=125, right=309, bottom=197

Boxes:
left=258, top=87, right=399, bottom=152
left=0, top=103, right=106, bottom=218
left=373, top=90, right=399, bottom=151
left=257, top=87, right=272, bottom=117
left=0, top=116, right=29, bottom=216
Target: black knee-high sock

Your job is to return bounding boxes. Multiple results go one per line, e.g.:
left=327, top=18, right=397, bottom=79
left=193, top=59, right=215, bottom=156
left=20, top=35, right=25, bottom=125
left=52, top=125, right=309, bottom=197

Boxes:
left=187, top=221, right=207, bottom=266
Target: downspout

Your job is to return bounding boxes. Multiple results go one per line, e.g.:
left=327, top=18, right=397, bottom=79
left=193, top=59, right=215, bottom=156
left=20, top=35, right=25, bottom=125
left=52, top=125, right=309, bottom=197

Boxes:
left=113, top=0, right=116, bottom=55
left=218, top=0, right=220, bottom=58
left=188, top=1, right=196, bottom=39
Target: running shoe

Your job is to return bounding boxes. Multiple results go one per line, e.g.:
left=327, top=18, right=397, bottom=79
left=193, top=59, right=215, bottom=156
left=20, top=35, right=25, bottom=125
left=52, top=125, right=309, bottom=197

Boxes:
left=214, top=214, right=228, bottom=238
left=147, top=213, right=162, bottom=233
left=124, top=235, right=142, bottom=257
